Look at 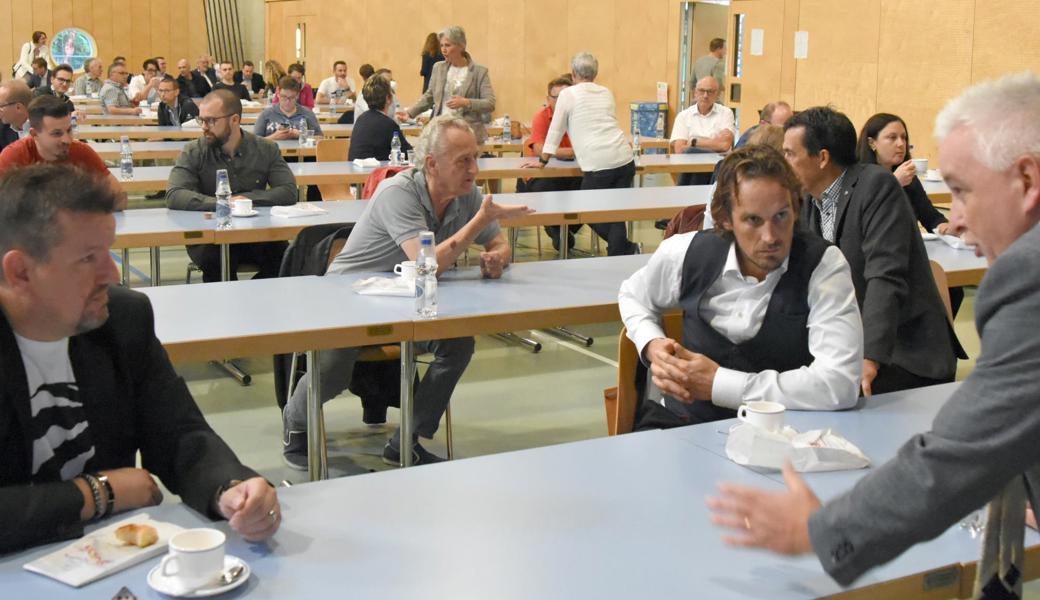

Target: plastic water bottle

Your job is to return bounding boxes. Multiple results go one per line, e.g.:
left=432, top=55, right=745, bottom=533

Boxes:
left=390, top=132, right=402, bottom=165
left=501, top=114, right=511, bottom=142
left=119, top=135, right=133, bottom=181
left=654, top=112, right=665, bottom=139
left=632, top=131, right=641, bottom=164
left=215, top=169, right=232, bottom=230
left=70, top=114, right=78, bottom=135
left=415, top=231, right=438, bottom=318
left=298, top=125, right=308, bottom=147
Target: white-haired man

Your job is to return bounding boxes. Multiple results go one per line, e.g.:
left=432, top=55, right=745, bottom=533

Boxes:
left=707, top=72, right=1040, bottom=597
left=282, top=115, right=533, bottom=469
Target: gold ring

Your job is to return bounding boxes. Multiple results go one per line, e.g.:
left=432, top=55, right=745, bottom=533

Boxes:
left=744, top=516, right=752, bottom=530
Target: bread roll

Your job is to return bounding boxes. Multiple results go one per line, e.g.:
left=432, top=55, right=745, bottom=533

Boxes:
left=115, top=523, right=159, bottom=548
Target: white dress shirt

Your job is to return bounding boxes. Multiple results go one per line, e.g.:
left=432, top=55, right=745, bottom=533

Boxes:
left=618, top=231, right=863, bottom=411
left=670, top=103, right=736, bottom=144
left=542, top=81, right=631, bottom=173
left=128, top=75, right=157, bottom=104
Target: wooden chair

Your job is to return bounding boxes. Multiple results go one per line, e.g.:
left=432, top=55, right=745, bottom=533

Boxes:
left=315, top=139, right=354, bottom=200
left=604, top=313, right=683, bottom=436
left=929, top=260, right=954, bottom=323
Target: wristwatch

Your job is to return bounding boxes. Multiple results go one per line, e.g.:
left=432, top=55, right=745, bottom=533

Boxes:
left=691, top=137, right=698, bottom=147
left=538, top=155, right=550, bottom=165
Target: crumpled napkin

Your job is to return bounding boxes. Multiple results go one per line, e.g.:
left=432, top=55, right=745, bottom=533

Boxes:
left=270, top=203, right=328, bottom=218
left=241, top=100, right=261, bottom=108
left=351, top=276, right=414, bottom=297
left=352, top=158, right=380, bottom=167
left=180, top=118, right=202, bottom=129
left=939, top=233, right=975, bottom=251
left=725, top=423, right=870, bottom=472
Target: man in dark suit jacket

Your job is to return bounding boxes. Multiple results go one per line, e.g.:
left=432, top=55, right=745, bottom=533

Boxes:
left=782, top=106, right=958, bottom=395
left=190, top=56, right=215, bottom=98
left=235, top=60, right=266, bottom=97
left=0, top=164, right=281, bottom=553
left=708, top=72, right=1040, bottom=598
left=175, top=58, right=203, bottom=98
left=157, top=76, right=199, bottom=126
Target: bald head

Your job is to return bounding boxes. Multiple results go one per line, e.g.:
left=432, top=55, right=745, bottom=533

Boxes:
left=0, top=80, right=32, bottom=127
left=694, top=76, right=721, bottom=113
left=762, top=101, right=793, bottom=126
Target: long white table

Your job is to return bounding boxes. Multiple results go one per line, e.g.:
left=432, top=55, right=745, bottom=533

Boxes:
left=76, top=124, right=357, bottom=141
left=2, top=385, right=1033, bottom=599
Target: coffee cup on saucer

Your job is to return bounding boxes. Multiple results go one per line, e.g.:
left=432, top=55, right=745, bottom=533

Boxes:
left=158, top=528, right=226, bottom=592
left=231, top=198, right=253, bottom=216
left=394, top=260, right=417, bottom=282
left=736, top=401, right=786, bottom=433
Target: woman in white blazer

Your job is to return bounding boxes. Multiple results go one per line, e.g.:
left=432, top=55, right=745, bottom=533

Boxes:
left=14, top=31, right=54, bottom=79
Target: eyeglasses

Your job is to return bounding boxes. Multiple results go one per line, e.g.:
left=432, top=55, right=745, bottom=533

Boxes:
left=54, top=77, right=72, bottom=84
left=198, top=114, right=235, bottom=127
left=695, top=88, right=719, bottom=95
left=0, top=101, right=18, bottom=109
left=279, top=95, right=299, bottom=103
left=548, top=94, right=559, bottom=100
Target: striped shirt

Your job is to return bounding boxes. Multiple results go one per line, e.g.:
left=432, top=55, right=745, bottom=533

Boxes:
left=15, top=334, right=95, bottom=482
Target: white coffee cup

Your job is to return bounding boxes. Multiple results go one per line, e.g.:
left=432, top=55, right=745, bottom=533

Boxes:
left=232, top=198, right=253, bottom=216
left=159, top=528, right=226, bottom=591
left=911, top=157, right=928, bottom=176
left=737, top=401, right=786, bottom=432
left=394, top=260, right=417, bottom=281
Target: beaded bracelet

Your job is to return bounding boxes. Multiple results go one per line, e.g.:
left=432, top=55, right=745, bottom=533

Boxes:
left=80, top=473, right=104, bottom=521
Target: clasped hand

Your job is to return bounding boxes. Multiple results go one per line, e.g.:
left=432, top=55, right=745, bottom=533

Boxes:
left=644, top=338, right=719, bottom=402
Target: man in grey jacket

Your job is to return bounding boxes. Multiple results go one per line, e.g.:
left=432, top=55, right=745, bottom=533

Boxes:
left=707, top=72, right=1040, bottom=595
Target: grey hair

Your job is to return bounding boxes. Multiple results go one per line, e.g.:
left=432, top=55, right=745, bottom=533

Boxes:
left=439, top=25, right=467, bottom=49
left=571, top=52, right=598, bottom=81
left=934, top=71, right=1040, bottom=171
left=415, top=115, right=475, bottom=173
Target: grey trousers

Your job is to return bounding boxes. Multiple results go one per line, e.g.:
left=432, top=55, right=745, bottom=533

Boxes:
left=284, top=337, right=476, bottom=440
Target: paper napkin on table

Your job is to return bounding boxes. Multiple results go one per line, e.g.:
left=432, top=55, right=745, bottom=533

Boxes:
left=352, top=158, right=380, bottom=168
left=725, top=424, right=870, bottom=472
left=939, top=234, right=975, bottom=251
left=23, top=514, right=183, bottom=588
left=351, top=276, right=414, bottom=297
left=270, top=203, right=328, bottom=218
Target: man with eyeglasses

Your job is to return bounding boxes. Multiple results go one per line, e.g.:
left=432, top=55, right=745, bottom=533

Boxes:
left=99, top=63, right=142, bottom=116
left=669, top=76, right=736, bottom=188
left=128, top=59, right=162, bottom=105
left=22, top=58, right=52, bottom=91
left=157, top=76, right=199, bottom=127
left=0, top=81, right=34, bottom=151
left=33, top=63, right=76, bottom=116
left=253, top=76, right=322, bottom=141
left=0, top=96, right=128, bottom=210
left=166, top=90, right=297, bottom=282
left=73, top=58, right=104, bottom=97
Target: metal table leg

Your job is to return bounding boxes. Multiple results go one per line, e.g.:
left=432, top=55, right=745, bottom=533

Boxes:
left=547, top=327, right=594, bottom=347
left=121, top=248, right=131, bottom=286
left=220, top=243, right=231, bottom=282
left=149, top=247, right=161, bottom=286
left=306, top=349, right=328, bottom=481
left=400, top=341, right=416, bottom=467
left=216, top=242, right=251, bottom=385
left=493, top=332, right=542, bottom=353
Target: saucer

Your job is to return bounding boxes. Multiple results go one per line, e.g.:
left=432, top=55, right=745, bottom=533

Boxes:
left=147, top=555, right=249, bottom=598
left=232, top=210, right=258, bottom=218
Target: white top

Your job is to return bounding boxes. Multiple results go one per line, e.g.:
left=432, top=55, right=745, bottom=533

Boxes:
left=14, top=333, right=94, bottom=481
left=670, top=103, right=736, bottom=144
left=128, top=74, right=157, bottom=104
left=618, top=231, right=863, bottom=410
left=318, top=75, right=357, bottom=99
left=543, top=82, right=631, bottom=173
left=14, top=42, right=54, bottom=79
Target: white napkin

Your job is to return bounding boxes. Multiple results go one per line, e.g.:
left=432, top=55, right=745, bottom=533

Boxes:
left=352, top=158, right=380, bottom=168
left=270, top=203, right=328, bottom=218
left=939, top=233, right=975, bottom=251
left=23, top=514, right=183, bottom=587
left=180, top=118, right=202, bottom=129
left=725, top=423, right=870, bottom=472
left=241, top=100, right=261, bottom=108
left=351, top=276, right=414, bottom=297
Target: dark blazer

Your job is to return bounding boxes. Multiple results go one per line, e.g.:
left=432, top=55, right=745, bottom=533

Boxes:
left=0, top=124, right=20, bottom=152
left=0, top=286, right=258, bottom=553
left=809, top=222, right=1040, bottom=586
left=348, top=109, right=412, bottom=161
left=33, top=87, right=76, bottom=114
left=799, top=162, right=957, bottom=381
left=158, top=97, right=200, bottom=127
left=903, top=176, right=947, bottom=232
left=176, top=74, right=202, bottom=99
left=190, top=69, right=214, bottom=96
left=235, top=71, right=266, bottom=95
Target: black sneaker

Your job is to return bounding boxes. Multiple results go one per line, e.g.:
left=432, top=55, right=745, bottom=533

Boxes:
left=282, top=427, right=308, bottom=471
left=381, top=440, right=446, bottom=466
left=362, top=406, right=388, bottom=427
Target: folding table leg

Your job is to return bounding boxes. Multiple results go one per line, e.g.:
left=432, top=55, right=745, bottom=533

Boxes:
left=400, top=341, right=416, bottom=467
left=306, top=349, right=328, bottom=481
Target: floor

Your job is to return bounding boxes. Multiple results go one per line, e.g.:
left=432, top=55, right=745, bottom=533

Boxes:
left=123, top=178, right=1040, bottom=597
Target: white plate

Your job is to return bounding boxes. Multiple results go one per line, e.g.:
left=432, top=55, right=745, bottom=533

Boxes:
left=232, top=210, right=259, bottom=218
left=147, top=555, right=249, bottom=598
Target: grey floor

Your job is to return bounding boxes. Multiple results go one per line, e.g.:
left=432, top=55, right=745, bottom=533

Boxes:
left=123, top=177, right=1040, bottom=597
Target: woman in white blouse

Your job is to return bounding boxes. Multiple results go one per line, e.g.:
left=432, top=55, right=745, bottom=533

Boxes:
left=13, top=31, right=53, bottom=80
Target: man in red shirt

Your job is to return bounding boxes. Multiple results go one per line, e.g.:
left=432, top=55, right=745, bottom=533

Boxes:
left=0, top=96, right=127, bottom=210
left=524, top=74, right=584, bottom=252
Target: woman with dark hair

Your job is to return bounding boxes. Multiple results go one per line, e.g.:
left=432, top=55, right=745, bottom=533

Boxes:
left=14, top=31, right=53, bottom=79
left=857, top=113, right=951, bottom=235
left=272, top=63, right=314, bottom=108
left=858, top=112, right=963, bottom=316
left=419, top=32, right=444, bottom=93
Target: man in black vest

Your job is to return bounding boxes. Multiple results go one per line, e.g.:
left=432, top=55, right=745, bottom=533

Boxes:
left=618, top=145, right=863, bottom=430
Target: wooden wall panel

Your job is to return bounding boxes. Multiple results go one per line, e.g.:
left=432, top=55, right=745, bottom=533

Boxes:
left=0, top=3, right=13, bottom=77
left=51, top=0, right=74, bottom=41
left=794, top=0, right=880, bottom=130
left=129, top=2, right=151, bottom=71
left=485, top=2, right=526, bottom=123
left=149, top=0, right=171, bottom=66
left=71, top=0, right=93, bottom=33
left=10, top=2, right=34, bottom=72
left=876, top=0, right=974, bottom=161
left=567, top=0, right=616, bottom=89
left=169, top=0, right=189, bottom=70
left=89, top=0, right=112, bottom=62
left=728, top=0, right=787, bottom=131
left=33, top=2, right=54, bottom=38
left=970, top=0, right=1040, bottom=82
left=522, top=0, right=570, bottom=124
left=187, top=0, right=209, bottom=64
